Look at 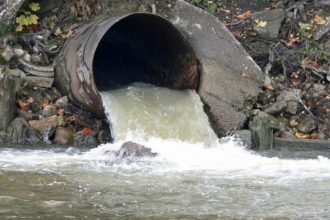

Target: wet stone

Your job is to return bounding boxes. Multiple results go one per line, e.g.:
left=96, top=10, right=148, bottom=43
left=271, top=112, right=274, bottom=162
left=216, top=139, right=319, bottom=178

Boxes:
left=42, top=104, right=57, bottom=118
left=116, top=142, right=157, bottom=158
left=74, top=131, right=98, bottom=148
left=7, top=117, right=41, bottom=144
left=54, top=127, right=74, bottom=145
left=0, top=131, right=6, bottom=144
left=97, top=130, right=111, bottom=144
left=264, top=101, right=287, bottom=115
left=297, top=115, right=317, bottom=133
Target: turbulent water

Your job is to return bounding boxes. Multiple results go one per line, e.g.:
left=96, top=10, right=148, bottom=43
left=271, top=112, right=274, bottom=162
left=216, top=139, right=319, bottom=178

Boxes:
left=1, top=83, right=330, bottom=219
left=100, top=83, right=218, bottom=146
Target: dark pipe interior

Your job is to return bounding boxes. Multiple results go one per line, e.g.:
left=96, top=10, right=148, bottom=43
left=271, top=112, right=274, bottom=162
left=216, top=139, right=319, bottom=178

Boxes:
left=93, top=14, right=199, bottom=91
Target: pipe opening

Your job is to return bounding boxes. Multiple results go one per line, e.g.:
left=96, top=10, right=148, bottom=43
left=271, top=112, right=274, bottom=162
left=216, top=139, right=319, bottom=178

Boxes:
left=93, top=14, right=199, bottom=91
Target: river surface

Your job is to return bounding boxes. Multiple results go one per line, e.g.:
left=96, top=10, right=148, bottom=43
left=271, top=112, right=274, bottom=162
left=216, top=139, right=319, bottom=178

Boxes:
left=1, top=83, right=330, bottom=219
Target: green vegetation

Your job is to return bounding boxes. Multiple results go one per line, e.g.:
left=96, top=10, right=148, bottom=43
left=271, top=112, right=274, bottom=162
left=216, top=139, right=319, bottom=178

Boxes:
left=190, top=0, right=224, bottom=14
left=15, top=2, right=41, bottom=32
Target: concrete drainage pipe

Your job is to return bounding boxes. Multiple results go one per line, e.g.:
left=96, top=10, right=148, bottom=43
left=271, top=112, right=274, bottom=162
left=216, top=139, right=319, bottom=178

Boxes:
left=55, top=13, right=199, bottom=117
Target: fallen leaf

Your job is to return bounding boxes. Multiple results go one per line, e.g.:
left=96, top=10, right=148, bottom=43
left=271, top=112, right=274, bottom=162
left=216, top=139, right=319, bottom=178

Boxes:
left=309, top=59, right=320, bottom=69
left=290, top=119, right=298, bottom=127
left=314, top=14, right=326, bottom=25
left=231, top=30, right=242, bottom=38
left=283, top=35, right=300, bottom=47
left=295, top=132, right=318, bottom=139
left=241, top=72, right=253, bottom=79
left=255, top=19, right=267, bottom=28
left=235, top=11, right=252, bottom=20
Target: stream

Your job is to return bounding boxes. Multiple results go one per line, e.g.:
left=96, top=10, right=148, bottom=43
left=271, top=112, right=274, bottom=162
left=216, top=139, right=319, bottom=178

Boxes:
left=1, top=83, right=330, bottom=219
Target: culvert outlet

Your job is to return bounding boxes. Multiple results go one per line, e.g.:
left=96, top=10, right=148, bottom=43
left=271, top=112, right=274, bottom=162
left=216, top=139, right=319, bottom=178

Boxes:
left=55, top=13, right=199, bottom=117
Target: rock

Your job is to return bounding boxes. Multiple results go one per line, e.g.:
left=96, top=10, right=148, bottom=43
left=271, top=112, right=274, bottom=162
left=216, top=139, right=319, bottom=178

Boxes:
left=0, top=0, right=25, bottom=24
left=23, top=53, right=31, bottom=62
left=7, top=68, right=26, bottom=78
left=97, top=130, right=111, bottom=144
left=277, top=117, right=289, bottom=128
left=24, top=76, right=54, bottom=88
left=0, top=66, right=15, bottom=131
left=277, top=89, right=302, bottom=102
left=252, top=9, right=285, bottom=39
left=116, top=142, right=157, bottom=158
left=39, top=0, right=64, bottom=15
left=74, top=131, right=98, bottom=148
left=311, top=84, right=326, bottom=97
left=250, top=111, right=280, bottom=150
left=54, top=127, right=74, bottom=145
left=257, top=90, right=275, bottom=105
left=17, top=109, right=39, bottom=120
left=29, top=115, right=59, bottom=133
left=42, top=104, right=57, bottom=117
left=289, top=118, right=299, bottom=128
left=30, top=53, right=49, bottom=66
left=286, top=101, right=300, bottom=115
left=279, top=131, right=296, bottom=140
left=0, top=131, right=6, bottom=144
left=18, top=58, right=54, bottom=77
left=55, top=96, right=69, bottom=108
left=320, top=0, right=330, bottom=6
left=264, top=101, right=287, bottom=115
left=7, top=117, right=41, bottom=144
left=1, top=46, right=14, bottom=61
left=14, top=48, right=24, bottom=57
left=297, top=115, right=317, bottom=133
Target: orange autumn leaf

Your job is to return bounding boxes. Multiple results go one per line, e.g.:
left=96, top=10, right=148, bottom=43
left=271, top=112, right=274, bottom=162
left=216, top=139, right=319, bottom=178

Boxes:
left=309, top=59, right=320, bottom=69
left=314, top=14, right=326, bottom=25
left=232, top=30, right=243, bottom=38
left=283, top=35, right=300, bottom=47
left=295, top=132, right=318, bottom=139
left=235, top=11, right=252, bottom=20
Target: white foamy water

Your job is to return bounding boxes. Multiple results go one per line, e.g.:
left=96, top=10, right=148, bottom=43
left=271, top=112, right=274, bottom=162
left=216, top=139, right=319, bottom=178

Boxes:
left=1, top=83, right=330, bottom=183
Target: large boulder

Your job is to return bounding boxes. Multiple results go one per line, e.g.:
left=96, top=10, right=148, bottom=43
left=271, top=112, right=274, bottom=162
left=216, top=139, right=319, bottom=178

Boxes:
left=172, top=1, right=264, bottom=136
